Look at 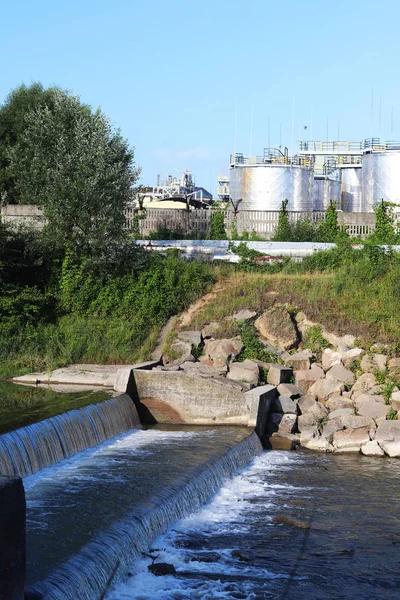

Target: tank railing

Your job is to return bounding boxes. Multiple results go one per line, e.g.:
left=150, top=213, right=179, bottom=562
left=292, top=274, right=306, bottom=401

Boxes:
left=364, top=138, right=400, bottom=152
left=299, top=140, right=364, bottom=153
left=230, top=151, right=314, bottom=168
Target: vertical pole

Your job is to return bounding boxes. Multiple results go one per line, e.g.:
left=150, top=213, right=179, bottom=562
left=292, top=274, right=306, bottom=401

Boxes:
left=268, top=115, right=270, bottom=149
left=234, top=97, right=238, bottom=159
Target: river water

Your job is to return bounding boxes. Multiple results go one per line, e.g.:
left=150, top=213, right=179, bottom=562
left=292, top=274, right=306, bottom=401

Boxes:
left=107, top=449, right=400, bottom=600
left=23, top=425, right=400, bottom=600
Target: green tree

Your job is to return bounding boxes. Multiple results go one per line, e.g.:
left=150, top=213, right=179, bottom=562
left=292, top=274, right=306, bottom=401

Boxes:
left=371, top=200, right=400, bottom=244
left=272, top=199, right=291, bottom=241
left=0, top=83, right=58, bottom=204
left=209, top=202, right=226, bottom=239
left=316, top=200, right=341, bottom=242
left=9, top=88, right=140, bottom=256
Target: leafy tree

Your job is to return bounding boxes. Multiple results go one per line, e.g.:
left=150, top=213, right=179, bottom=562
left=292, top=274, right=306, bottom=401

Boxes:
left=371, top=200, right=400, bottom=244
left=315, top=200, right=341, bottom=242
left=8, top=87, right=140, bottom=257
left=0, top=83, right=57, bottom=204
left=272, top=199, right=291, bottom=241
left=209, top=202, right=226, bottom=239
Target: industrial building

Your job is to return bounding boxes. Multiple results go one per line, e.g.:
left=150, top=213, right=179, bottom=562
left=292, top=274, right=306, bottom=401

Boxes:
left=136, top=169, right=212, bottom=210
left=229, top=139, right=400, bottom=212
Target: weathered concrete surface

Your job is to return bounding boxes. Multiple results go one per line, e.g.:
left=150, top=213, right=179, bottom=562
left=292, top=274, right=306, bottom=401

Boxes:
left=245, top=384, right=277, bottom=436
left=0, top=476, right=25, bottom=600
left=13, top=361, right=160, bottom=391
left=132, top=369, right=251, bottom=425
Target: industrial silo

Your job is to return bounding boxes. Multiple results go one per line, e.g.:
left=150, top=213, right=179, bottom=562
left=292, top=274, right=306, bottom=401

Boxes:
left=313, top=177, right=341, bottom=211
left=341, top=167, right=363, bottom=212
left=361, top=151, right=400, bottom=211
left=229, top=164, right=313, bottom=211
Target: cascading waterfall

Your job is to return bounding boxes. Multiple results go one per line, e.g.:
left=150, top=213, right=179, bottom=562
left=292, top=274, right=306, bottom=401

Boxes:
left=27, top=431, right=263, bottom=600
left=0, top=394, right=140, bottom=477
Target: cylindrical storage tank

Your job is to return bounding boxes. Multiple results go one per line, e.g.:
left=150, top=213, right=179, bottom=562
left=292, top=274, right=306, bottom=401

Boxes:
left=361, top=151, right=400, bottom=211
left=341, top=167, right=363, bottom=212
left=229, top=164, right=313, bottom=211
left=313, top=178, right=342, bottom=211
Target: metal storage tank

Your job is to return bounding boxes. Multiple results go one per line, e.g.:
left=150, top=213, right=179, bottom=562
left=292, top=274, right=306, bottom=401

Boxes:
left=341, top=167, right=363, bottom=212
left=313, top=177, right=342, bottom=211
left=229, top=164, right=313, bottom=211
left=361, top=151, right=400, bottom=211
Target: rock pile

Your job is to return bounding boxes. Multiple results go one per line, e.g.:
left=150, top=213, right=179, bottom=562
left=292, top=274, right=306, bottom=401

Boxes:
left=155, top=305, right=400, bottom=458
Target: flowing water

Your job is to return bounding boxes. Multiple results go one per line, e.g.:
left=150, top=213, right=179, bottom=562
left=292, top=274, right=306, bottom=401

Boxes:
left=0, top=381, right=110, bottom=434
left=0, top=394, right=139, bottom=477
left=25, top=426, right=261, bottom=599
left=106, top=450, right=400, bottom=600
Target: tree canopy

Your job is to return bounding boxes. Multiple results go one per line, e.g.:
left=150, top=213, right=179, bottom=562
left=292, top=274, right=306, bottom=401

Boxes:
left=1, top=83, right=140, bottom=256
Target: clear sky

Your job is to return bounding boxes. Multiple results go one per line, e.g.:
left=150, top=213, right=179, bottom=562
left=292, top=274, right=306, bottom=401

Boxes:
left=1, top=0, right=399, bottom=194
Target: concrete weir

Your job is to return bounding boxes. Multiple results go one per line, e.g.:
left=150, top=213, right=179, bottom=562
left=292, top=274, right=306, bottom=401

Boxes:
left=118, top=366, right=277, bottom=431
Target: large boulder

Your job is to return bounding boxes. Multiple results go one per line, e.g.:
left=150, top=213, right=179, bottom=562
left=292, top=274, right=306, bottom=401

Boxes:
left=227, top=360, right=259, bottom=387
left=274, top=395, right=297, bottom=414
left=300, top=426, right=318, bottom=446
left=267, top=364, right=293, bottom=386
left=228, top=309, right=257, bottom=322
left=297, top=395, right=318, bottom=414
left=328, top=407, right=354, bottom=420
left=277, top=383, right=302, bottom=399
left=201, top=322, right=220, bottom=339
left=380, top=442, right=400, bottom=458
left=270, top=413, right=297, bottom=434
left=340, top=413, right=375, bottom=430
left=351, top=373, right=378, bottom=397
left=295, top=366, right=324, bottom=394
left=342, top=347, right=365, bottom=368
left=297, top=413, right=318, bottom=431
left=326, top=364, right=355, bottom=385
left=322, top=348, right=342, bottom=372
left=373, top=354, right=387, bottom=372
left=326, top=396, right=354, bottom=411
left=388, top=357, right=400, bottom=373
left=254, top=306, right=298, bottom=351
left=375, top=420, right=400, bottom=444
left=361, top=441, right=385, bottom=456
left=391, top=391, right=400, bottom=412
left=333, top=427, right=370, bottom=452
left=177, top=330, right=202, bottom=346
left=304, top=437, right=333, bottom=452
left=355, top=394, right=388, bottom=420
left=285, top=352, right=310, bottom=371
left=320, top=418, right=343, bottom=442
left=202, top=338, right=243, bottom=365
left=308, top=378, right=344, bottom=403
left=169, top=341, right=194, bottom=364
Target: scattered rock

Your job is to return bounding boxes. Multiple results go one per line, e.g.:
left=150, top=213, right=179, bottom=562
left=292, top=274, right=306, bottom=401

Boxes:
left=326, top=397, right=354, bottom=411
left=388, top=357, right=400, bottom=373
left=274, top=395, right=297, bottom=414
left=333, top=427, right=370, bottom=452
left=340, top=413, right=374, bottom=430
left=391, top=392, right=400, bottom=412
left=267, top=364, right=293, bottom=386
left=355, top=395, right=388, bottom=420
left=227, top=309, right=257, bottom=322
left=198, top=356, right=228, bottom=374
left=285, top=352, right=311, bottom=371
left=375, top=420, right=400, bottom=444
left=304, top=436, right=334, bottom=452
left=190, top=552, right=221, bottom=563
left=351, top=373, right=378, bottom=397
left=297, top=413, right=318, bottom=431
left=322, top=349, right=342, bottom=371
left=361, top=441, right=385, bottom=457
left=300, top=426, right=318, bottom=445
left=323, top=332, right=356, bottom=353
left=201, top=322, right=220, bottom=339
left=360, top=355, right=375, bottom=373
left=277, top=383, right=302, bottom=398
left=202, top=338, right=243, bottom=365
left=308, top=401, right=329, bottom=420
left=320, top=418, right=343, bottom=442
left=297, top=395, right=318, bottom=414
left=177, top=330, right=202, bottom=346
left=308, top=378, right=344, bottom=403
left=328, top=408, right=354, bottom=420
left=380, top=442, right=400, bottom=458
left=254, top=306, right=298, bottom=351
left=274, top=515, right=310, bottom=529
left=179, top=361, right=222, bottom=378
left=342, top=347, right=365, bottom=368
left=271, top=413, right=297, bottom=434
left=169, top=341, right=194, bottom=363
left=295, top=368, right=324, bottom=394
left=373, top=354, right=387, bottom=372
left=148, top=562, right=177, bottom=576
left=326, top=364, right=355, bottom=385
left=227, top=360, right=259, bottom=387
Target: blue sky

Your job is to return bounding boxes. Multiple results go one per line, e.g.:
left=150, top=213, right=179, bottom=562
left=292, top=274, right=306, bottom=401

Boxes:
left=1, top=0, right=399, bottom=194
